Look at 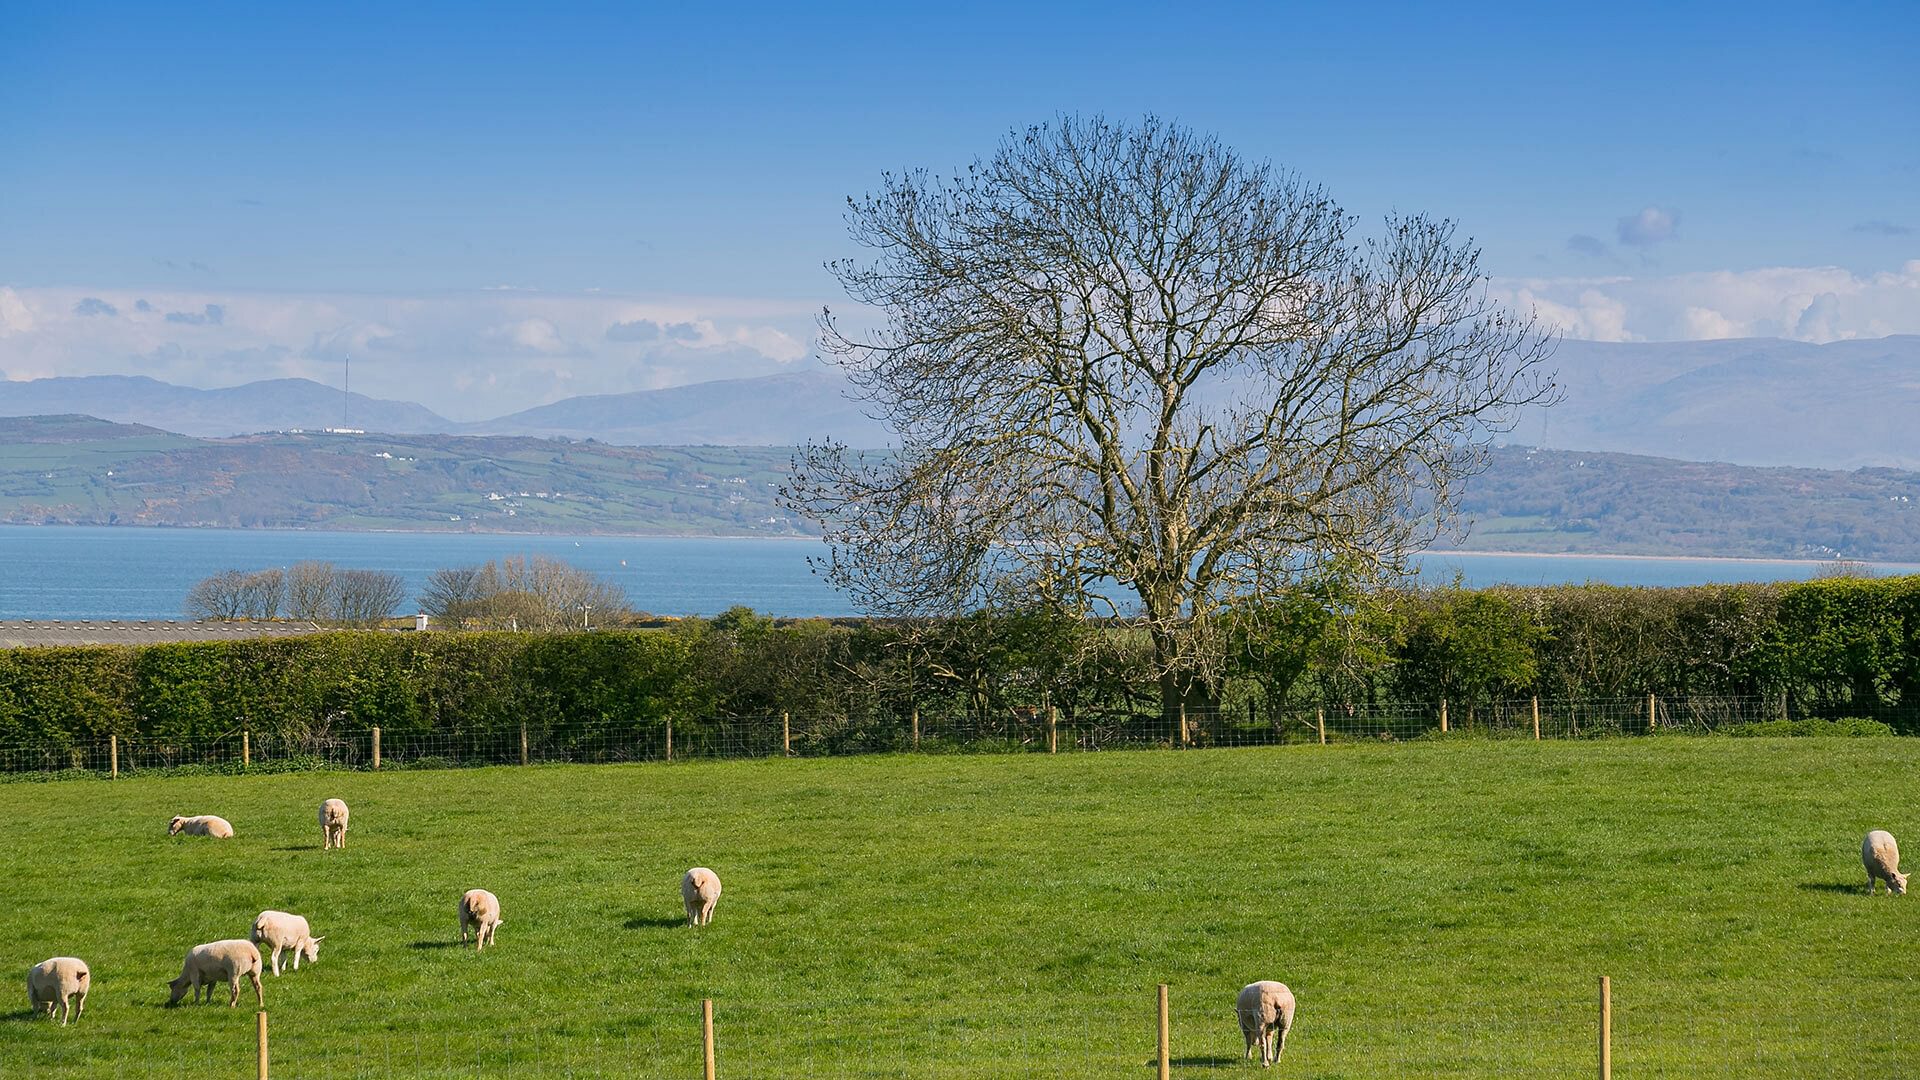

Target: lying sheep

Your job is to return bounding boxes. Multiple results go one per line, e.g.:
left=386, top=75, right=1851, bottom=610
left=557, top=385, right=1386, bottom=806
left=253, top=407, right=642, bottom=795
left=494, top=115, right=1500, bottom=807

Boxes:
left=27, top=957, right=89, bottom=1025
left=251, top=910, right=324, bottom=977
left=1236, top=981, right=1297, bottom=1068
left=319, top=798, right=350, bottom=850
left=167, top=940, right=263, bottom=1008
left=1864, top=830, right=1908, bottom=895
left=459, top=889, right=503, bottom=951
left=682, top=867, right=722, bottom=926
left=168, top=814, right=234, bottom=839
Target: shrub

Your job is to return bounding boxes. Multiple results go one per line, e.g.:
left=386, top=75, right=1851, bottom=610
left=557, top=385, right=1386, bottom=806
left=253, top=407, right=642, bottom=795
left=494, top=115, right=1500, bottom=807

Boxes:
left=1719, top=717, right=1895, bottom=738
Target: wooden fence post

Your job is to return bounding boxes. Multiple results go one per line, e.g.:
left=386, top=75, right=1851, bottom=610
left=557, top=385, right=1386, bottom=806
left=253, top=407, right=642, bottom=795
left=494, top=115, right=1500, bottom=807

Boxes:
left=370, top=727, right=381, bottom=771
left=1439, top=699, right=1449, bottom=733
left=1157, top=983, right=1171, bottom=1080
left=911, top=709, right=920, bottom=750
left=109, top=734, right=118, bottom=779
left=1532, top=696, right=1542, bottom=741
left=1047, top=706, right=1058, bottom=754
left=1646, top=692, right=1656, bottom=733
left=1317, top=707, right=1326, bottom=745
left=782, top=712, right=791, bottom=757
left=665, top=718, right=674, bottom=763
left=520, top=723, right=529, bottom=766
left=1178, top=703, right=1189, bottom=747
left=242, top=730, right=250, bottom=768
left=257, top=1010, right=269, bottom=1080
left=702, top=998, right=716, bottom=1080
left=1779, top=689, right=1789, bottom=721
left=1598, top=975, right=1611, bottom=1080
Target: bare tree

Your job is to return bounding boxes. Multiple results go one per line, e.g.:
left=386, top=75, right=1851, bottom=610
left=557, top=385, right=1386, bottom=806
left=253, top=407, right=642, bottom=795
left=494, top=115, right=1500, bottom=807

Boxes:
left=782, top=116, right=1555, bottom=716
left=332, top=569, right=407, bottom=627
left=286, top=561, right=338, bottom=622
left=185, top=570, right=250, bottom=620
left=234, top=569, right=285, bottom=620
left=417, top=557, right=631, bottom=630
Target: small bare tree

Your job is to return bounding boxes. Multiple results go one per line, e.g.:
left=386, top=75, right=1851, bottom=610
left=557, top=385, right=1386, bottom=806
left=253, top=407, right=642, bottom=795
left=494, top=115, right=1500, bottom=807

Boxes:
left=419, top=565, right=491, bottom=623
left=286, top=561, right=338, bottom=622
left=332, top=569, right=407, bottom=627
left=783, top=116, right=1555, bottom=717
left=185, top=570, right=249, bottom=620
left=417, top=557, right=631, bottom=630
left=234, top=569, right=285, bottom=620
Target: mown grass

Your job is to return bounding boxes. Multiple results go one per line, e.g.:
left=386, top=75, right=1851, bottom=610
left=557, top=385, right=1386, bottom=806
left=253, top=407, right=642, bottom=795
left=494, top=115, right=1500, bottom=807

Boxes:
left=2, top=740, right=1915, bottom=1077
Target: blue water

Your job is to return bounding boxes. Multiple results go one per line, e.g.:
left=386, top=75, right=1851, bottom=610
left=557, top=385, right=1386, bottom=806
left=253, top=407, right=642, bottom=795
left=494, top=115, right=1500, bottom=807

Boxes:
left=1, top=526, right=1915, bottom=621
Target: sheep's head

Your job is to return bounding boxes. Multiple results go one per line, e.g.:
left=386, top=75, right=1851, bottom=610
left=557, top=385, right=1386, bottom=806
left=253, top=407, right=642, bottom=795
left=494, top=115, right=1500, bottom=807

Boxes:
left=167, top=816, right=185, bottom=835
left=166, top=975, right=190, bottom=1004
left=301, top=936, right=324, bottom=964
left=1891, top=871, right=1909, bottom=896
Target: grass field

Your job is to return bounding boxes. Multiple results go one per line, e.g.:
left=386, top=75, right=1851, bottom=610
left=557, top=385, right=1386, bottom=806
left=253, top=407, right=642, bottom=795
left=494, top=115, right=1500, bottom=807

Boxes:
left=3, top=740, right=1916, bottom=1077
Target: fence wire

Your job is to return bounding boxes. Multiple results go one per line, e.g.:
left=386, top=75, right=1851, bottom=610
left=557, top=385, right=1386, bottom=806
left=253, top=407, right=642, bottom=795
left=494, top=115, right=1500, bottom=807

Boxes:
left=0, top=695, right=1909, bottom=780
left=7, top=978, right=1914, bottom=1077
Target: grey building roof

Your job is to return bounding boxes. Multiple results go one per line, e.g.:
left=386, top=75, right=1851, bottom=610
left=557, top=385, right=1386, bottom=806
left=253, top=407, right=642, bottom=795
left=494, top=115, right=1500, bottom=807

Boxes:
left=0, top=621, right=326, bottom=649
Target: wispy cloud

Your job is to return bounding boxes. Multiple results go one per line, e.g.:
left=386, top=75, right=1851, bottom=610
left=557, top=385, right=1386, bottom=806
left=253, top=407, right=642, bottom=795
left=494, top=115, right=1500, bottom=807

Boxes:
left=1616, top=206, right=1679, bottom=247
left=1565, top=234, right=1610, bottom=258
left=1497, top=260, right=1920, bottom=344
left=1851, top=219, right=1912, bottom=237
left=0, top=287, right=820, bottom=420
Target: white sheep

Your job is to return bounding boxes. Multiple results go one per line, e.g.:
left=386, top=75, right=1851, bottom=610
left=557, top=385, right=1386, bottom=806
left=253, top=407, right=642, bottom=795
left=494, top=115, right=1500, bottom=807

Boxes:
left=459, top=889, right=503, bottom=951
left=27, top=957, right=89, bottom=1025
left=319, top=798, right=350, bottom=850
left=1863, top=829, right=1908, bottom=895
left=682, top=867, right=722, bottom=926
left=1236, top=981, right=1297, bottom=1068
left=251, top=910, right=325, bottom=977
left=167, top=939, right=263, bottom=1008
left=168, top=814, right=234, bottom=839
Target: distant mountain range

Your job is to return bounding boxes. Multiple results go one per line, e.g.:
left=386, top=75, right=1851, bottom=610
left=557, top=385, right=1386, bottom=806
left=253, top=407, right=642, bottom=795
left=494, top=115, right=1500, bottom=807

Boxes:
left=2, top=416, right=1917, bottom=559
left=4, top=335, right=1916, bottom=468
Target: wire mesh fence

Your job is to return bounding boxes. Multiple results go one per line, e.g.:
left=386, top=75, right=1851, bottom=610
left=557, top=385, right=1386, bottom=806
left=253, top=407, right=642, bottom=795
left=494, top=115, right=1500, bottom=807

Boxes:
left=0, top=695, right=1909, bottom=780
left=8, top=977, right=1915, bottom=1077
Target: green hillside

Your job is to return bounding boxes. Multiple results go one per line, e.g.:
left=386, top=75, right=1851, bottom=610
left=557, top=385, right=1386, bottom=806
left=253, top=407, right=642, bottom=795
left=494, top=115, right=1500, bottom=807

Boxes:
left=2, top=416, right=1918, bottom=559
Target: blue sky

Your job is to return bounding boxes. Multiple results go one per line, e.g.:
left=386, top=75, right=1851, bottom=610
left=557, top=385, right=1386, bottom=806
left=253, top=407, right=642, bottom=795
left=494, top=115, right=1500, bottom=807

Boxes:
left=1, top=1, right=1915, bottom=414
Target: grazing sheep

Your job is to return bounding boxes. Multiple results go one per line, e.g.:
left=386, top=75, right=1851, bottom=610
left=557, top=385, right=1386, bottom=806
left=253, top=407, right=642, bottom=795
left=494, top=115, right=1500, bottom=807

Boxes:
left=1236, top=981, right=1297, bottom=1068
left=250, top=910, right=324, bottom=977
left=459, top=889, right=503, bottom=951
left=167, top=940, right=263, bottom=1008
left=319, top=798, right=350, bottom=850
left=682, top=867, right=722, bottom=926
left=1864, top=830, right=1908, bottom=896
left=26, top=957, right=89, bottom=1025
left=168, top=814, right=234, bottom=839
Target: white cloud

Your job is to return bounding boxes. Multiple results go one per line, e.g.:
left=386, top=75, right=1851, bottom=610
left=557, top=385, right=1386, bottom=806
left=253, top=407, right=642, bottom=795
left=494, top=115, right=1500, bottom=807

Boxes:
left=1494, top=260, right=1920, bottom=344
left=0, top=287, right=824, bottom=420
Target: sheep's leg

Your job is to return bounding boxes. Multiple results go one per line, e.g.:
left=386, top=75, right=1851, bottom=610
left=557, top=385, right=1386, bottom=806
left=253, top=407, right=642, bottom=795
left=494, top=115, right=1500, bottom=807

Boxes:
left=57, top=997, right=69, bottom=1026
left=250, top=972, right=263, bottom=1008
left=74, top=988, right=85, bottom=1023
left=1274, top=1021, right=1288, bottom=1063
left=228, top=974, right=241, bottom=1007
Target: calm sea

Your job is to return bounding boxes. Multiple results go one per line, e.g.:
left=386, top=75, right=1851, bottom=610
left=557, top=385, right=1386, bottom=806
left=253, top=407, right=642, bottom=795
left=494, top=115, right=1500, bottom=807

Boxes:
left=1, top=525, right=1915, bottom=621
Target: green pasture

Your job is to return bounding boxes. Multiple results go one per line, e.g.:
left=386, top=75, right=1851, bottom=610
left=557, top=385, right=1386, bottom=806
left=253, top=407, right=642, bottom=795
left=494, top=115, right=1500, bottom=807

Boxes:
left=2, top=740, right=1914, bottom=1076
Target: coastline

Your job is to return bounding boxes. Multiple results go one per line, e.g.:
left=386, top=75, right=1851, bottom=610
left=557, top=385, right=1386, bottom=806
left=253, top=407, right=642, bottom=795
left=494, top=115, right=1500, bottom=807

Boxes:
left=1423, top=548, right=1920, bottom=568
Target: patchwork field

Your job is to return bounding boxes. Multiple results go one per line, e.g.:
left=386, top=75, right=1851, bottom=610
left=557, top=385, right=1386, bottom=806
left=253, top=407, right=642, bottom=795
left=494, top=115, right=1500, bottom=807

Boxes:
left=2, top=740, right=1915, bottom=1077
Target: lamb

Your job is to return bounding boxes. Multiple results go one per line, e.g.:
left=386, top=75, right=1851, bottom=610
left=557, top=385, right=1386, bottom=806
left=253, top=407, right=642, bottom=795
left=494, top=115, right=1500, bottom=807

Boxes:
left=319, top=798, right=350, bottom=850
left=168, top=814, right=234, bottom=838
left=250, top=910, right=324, bottom=977
left=27, top=957, right=89, bottom=1025
left=682, top=867, right=722, bottom=926
left=1863, top=829, right=1908, bottom=895
left=167, top=940, right=263, bottom=1007
left=1236, top=981, right=1297, bottom=1068
left=459, top=889, right=503, bottom=951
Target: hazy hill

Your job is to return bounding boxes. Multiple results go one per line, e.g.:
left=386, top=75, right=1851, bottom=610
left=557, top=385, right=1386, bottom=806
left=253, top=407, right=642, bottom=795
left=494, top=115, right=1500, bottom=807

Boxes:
left=0, top=374, right=452, bottom=438
left=2, top=417, right=1916, bottom=559
left=4, top=335, right=1917, bottom=467
left=460, top=369, right=893, bottom=446
left=1537, top=336, right=1920, bottom=469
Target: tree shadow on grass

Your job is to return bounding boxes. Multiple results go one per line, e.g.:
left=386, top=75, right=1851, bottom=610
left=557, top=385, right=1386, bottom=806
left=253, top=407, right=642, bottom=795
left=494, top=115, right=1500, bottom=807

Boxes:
left=1168, top=1056, right=1242, bottom=1068
left=1798, top=881, right=1871, bottom=895
left=407, top=941, right=462, bottom=950
left=623, top=914, right=686, bottom=930
left=269, top=845, right=317, bottom=852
